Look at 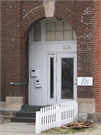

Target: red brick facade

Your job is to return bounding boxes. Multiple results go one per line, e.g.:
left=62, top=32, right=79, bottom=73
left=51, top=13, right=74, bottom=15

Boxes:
left=94, top=0, right=101, bottom=112
left=1, top=0, right=101, bottom=112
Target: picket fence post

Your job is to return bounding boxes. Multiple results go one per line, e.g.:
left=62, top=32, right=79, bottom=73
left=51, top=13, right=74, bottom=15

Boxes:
left=58, top=105, right=61, bottom=127
left=74, top=102, right=78, bottom=122
left=35, top=111, right=41, bottom=134
left=76, top=103, right=78, bottom=122
left=56, top=104, right=61, bottom=127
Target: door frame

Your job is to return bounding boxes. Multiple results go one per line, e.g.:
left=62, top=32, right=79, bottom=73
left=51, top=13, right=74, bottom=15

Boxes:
left=47, top=52, right=77, bottom=105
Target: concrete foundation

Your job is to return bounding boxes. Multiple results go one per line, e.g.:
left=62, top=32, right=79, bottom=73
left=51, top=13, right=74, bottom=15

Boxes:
left=77, top=98, right=95, bottom=113
left=6, top=97, right=23, bottom=111
left=77, top=98, right=101, bottom=123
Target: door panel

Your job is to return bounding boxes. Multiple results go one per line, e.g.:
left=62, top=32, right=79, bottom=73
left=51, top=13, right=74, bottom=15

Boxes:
left=47, top=54, right=56, bottom=104
left=61, top=58, right=73, bottom=99
left=57, top=54, right=77, bottom=103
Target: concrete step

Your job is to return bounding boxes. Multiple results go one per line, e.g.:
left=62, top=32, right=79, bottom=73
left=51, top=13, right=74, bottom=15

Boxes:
left=11, top=117, right=35, bottom=123
left=21, top=105, right=45, bottom=112
left=16, top=111, right=36, bottom=118
left=11, top=105, right=46, bottom=123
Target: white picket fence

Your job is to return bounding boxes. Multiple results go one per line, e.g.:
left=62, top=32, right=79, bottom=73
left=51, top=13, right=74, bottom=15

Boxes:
left=35, top=101, right=78, bottom=134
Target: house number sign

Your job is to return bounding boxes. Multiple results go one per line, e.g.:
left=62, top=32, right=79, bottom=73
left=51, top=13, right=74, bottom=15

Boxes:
left=77, top=77, right=93, bottom=86
left=63, top=45, right=71, bottom=50
left=45, top=44, right=76, bottom=52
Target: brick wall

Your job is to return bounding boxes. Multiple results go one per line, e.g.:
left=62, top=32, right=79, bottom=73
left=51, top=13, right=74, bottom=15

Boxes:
left=1, top=0, right=101, bottom=112
left=1, top=1, right=21, bottom=100
left=94, top=0, right=101, bottom=112
left=1, top=0, right=45, bottom=104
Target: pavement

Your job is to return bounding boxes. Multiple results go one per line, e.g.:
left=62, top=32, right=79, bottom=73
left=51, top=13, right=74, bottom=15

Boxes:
left=0, top=122, right=101, bottom=135
left=0, top=122, right=36, bottom=135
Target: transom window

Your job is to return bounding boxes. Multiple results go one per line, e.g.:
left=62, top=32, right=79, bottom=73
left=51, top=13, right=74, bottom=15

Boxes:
left=33, top=21, right=77, bottom=42
left=34, top=23, right=41, bottom=42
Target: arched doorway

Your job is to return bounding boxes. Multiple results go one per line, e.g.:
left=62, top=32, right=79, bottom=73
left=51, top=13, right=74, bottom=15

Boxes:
left=28, top=17, right=77, bottom=105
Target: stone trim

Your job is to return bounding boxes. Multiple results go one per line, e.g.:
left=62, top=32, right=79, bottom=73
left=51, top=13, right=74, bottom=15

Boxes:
left=43, top=0, right=55, bottom=17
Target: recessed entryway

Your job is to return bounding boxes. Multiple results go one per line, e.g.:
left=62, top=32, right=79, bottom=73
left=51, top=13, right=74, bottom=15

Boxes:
left=28, top=17, right=77, bottom=106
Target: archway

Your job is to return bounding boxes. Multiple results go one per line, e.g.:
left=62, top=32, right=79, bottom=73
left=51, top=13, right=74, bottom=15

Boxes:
left=20, top=2, right=77, bottom=105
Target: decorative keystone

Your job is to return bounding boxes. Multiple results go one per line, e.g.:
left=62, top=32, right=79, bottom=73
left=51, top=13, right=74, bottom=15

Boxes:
left=43, top=0, right=55, bottom=17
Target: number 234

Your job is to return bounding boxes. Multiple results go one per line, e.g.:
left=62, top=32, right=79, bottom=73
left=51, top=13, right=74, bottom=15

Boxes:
left=63, top=45, right=71, bottom=50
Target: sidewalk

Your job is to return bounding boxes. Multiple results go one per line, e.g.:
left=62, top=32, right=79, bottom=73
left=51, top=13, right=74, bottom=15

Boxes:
left=0, top=122, right=101, bottom=135
left=0, top=122, right=36, bottom=135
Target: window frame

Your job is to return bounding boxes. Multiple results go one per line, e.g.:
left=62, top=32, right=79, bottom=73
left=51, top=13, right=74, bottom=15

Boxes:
left=33, top=18, right=77, bottom=43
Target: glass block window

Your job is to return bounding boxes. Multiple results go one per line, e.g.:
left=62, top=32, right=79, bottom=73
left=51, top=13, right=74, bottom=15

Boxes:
left=34, top=23, right=41, bottom=42
left=46, top=21, right=77, bottom=41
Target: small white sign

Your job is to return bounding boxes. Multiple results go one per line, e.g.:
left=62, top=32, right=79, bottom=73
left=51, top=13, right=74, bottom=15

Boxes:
left=77, top=77, right=93, bottom=86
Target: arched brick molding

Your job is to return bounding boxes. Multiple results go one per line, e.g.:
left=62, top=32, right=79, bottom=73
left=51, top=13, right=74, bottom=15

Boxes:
left=21, top=6, right=46, bottom=38
left=54, top=5, right=76, bottom=31
left=21, top=4, right=77, bottom=40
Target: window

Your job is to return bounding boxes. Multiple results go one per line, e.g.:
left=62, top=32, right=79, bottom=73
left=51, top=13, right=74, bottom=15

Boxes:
left=46, top=21, right=77, bottom=41
left=63, top=22, right=72, bottom=41
left=33, top=23, right=41, bottom=42
left=33, top=21, right=77, bottom=42
left=46, top=22, right=54, bottom=41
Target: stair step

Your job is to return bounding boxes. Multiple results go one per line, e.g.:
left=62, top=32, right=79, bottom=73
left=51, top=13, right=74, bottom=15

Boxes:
left=11, top=105, right=46, bottom=123
left=21, top=105, right=45, bottom=112
left=16, top=111, right=36, bottom=118
left=11, top=117, right=35, bottom=123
